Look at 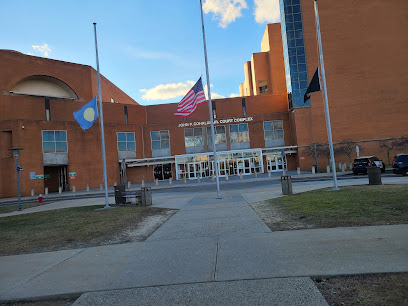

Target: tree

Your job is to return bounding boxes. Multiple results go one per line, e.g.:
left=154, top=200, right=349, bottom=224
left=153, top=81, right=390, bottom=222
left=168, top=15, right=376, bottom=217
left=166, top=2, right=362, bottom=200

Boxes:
left=379, top=140, right=395, bottom=165
left=392, top=136, right=408, bottom=151
left=303, top=143, right=331, bottom=169
left=334, top=140, right=355, bottom=164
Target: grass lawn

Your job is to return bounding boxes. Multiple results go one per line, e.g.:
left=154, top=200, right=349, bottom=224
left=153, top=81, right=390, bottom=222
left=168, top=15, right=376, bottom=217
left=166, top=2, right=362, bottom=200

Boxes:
left=0, top=202, right=46, bottom=214
left=0, top=205, right=176, bottom=256
left=251, top=184, right=408, bottom=231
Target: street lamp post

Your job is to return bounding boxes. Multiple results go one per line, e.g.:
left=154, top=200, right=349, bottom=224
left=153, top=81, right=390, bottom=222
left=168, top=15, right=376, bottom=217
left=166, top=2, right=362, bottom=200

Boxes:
left=9, top=148, right=24, bottom=211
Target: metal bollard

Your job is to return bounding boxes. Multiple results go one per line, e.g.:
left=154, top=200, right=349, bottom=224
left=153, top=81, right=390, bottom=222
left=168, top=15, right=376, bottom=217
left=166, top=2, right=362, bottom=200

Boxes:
left=169, top=178, right=172, bottom=185
left=282, top=169, right=286, bottom=176
left=240, top=173, right=243, bottom=180
left=326, top=165, right=330, bottom=173
left=341, top=164, right=346, bottom=172
left=141, top=180, right=145, bottom=187
left=338, top=162, right=342, bottom=170
left=86, top=184, right=90, bottom=192
left=184, top=177, right=187, bottom=184
left=100, top=184, right=103, bottom=191
left=349, top=163, right=353, bottom=170
left=211, top=175, right=214, bottom=182
left=312, top=166, right=316, bottom=174
left=31, top=189, right=35, bottom=197
left=72, top=186, right=76, bottom=193
left=114, top=182, right=117, bottom=187
left=254, top=171, right=257, bottom=178
left=225, top=173, right=229, bottom=181
left=127, top=181, right=131, bottom=189
left=45, top=187, right=48, bottom=195
left=297, top=167, right=301, bottom=175
left=155, top=179, right=159, bottom=186
left=197, top=176, right=201, bottom=183
left=58, top=186, right=62, bottom=194
left=268, top=171, right=271, bottom=177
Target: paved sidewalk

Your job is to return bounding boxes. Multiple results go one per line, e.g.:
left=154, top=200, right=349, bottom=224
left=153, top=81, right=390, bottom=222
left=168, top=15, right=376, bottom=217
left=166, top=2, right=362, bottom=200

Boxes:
left=1, top=177, right=407, bottom=304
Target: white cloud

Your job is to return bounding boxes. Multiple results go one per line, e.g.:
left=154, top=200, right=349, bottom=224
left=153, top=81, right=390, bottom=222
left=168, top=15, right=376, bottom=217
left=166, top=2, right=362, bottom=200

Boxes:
left=32, top=43, right=52, bottom=57
left=140, top=81, right=195, bottom=101
left=27, top=52, right=33, bottom=55
left=140, top=81, right=226, bottom=101
left=203, top=0, right=247, bottom=28
left=204, top=84, right=226, bottom=99
left=230, top=93, right=240, bottom=98
left=254, top=0, right=281, bottom=24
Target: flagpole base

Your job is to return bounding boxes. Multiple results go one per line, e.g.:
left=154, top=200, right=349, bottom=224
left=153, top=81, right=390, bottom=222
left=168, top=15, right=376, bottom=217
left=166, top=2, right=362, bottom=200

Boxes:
left=95, top=205, right=115, bottom=211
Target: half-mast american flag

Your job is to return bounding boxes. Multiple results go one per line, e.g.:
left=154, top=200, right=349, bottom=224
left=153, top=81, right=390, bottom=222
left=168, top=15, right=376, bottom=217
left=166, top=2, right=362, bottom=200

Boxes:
left=174, top=77, right=206, bottom=117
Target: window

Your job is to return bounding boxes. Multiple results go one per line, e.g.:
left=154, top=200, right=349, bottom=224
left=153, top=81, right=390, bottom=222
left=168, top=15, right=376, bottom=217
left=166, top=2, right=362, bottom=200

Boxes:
left=258, top=80, right=268, bottom=94
left=207, top=126, right=226, bottom=146
left=117, top=132, right=135, bottom=152
left=264, top=120, right=284, bottom=141
left=185, top=128, right=203, bottom=148
left=230, top=124, right=249, bottom=143
left=151, top=130, right=170, bottom=150
left=42, top=131, right=67, bottom=153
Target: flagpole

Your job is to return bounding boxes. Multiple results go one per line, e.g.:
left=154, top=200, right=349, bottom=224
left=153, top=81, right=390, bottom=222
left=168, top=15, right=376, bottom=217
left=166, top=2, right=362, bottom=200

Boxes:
left=199, top=0, right=221, bottom=199
left=313, top=0, right=339, bottom=190
left=93, top=23, right=111, bottom=207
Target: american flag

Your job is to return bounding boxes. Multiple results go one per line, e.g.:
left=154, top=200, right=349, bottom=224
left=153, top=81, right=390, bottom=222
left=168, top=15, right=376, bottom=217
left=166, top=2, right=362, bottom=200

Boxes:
left=174, top=77, right=206, bottom=117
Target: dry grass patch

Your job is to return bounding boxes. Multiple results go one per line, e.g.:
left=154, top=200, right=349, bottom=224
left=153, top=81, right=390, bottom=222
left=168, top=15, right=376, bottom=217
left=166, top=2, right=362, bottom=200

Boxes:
left=251, top=184, right=408, bottom=231
left=0, top=205, right=177, bottom=256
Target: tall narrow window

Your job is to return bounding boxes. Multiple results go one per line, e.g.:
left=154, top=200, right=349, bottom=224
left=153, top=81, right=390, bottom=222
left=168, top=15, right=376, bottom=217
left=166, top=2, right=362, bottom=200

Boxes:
left=258, top=80, right=268, bottom=95
left=117, top=132, right=135, bottom=152
left=212, top=100, right=216, bottom=118
left=124, top=105, right=128, bottom=125
left=264, top=120, right=285, bottom=147
left=185, top=128, right=204, bottom=148
left=242, top=98, right=247, bottom=116
left=45, top=98, right=51, bottom=121
left=207, top=126, right=226, bottom=146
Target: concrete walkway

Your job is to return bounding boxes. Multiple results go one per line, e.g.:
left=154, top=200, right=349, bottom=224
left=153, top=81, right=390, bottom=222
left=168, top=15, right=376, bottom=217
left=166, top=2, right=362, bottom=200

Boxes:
left=1, top=177, right=407, bottom=305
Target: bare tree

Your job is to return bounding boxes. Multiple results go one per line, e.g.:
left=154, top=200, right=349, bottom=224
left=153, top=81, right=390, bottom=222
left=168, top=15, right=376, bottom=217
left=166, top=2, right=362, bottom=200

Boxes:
left=303, top=143, right=331, bottom=166
left=379, top=140, right=395, bottom=165
left=334, top=140, right=355, bottom=164
left=392, top=136, right=408, bottom=151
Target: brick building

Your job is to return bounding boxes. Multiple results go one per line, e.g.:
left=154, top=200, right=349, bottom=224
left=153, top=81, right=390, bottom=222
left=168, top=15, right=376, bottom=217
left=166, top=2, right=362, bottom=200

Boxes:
left=1, top=0, right=407, bottom=198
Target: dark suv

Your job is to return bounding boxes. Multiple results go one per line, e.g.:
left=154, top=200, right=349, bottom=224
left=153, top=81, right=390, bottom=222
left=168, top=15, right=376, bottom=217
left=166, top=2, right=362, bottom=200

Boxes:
left=352, top=156, right=385, bottom=174
left=392, top=154, right=408, bottom=176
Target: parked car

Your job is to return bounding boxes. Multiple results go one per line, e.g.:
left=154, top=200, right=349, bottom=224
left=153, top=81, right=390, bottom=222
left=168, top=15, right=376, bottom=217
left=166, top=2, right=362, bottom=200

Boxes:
left=352, top=156, right=385, bottom=174
left=392, top=154, right=408, bottom=176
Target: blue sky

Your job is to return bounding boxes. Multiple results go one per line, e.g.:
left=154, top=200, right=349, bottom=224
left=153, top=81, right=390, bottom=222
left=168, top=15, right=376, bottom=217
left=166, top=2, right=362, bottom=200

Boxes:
left=0, top=0, right=280, bottom=105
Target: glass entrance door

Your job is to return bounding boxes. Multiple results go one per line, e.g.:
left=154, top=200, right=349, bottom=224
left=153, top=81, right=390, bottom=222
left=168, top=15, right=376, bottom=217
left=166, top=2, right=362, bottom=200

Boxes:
left=268, top=155, right=285, bottom=172
left=217, top=160, right=228, bottom=177
left=236, top=158, right=251, bottom=175
left=187, top=162, right=202, bottom=179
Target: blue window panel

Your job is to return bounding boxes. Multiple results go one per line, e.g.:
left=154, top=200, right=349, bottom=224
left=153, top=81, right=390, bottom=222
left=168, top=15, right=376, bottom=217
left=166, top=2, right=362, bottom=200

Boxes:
left=290, top=63, right=298, bottom=71
left=299, top=71, right=308, bottom=81
left=296, top=46, right=305, bottom=55
left=291, top=72, right=299, bottom=81
left=292, top=0, right=300, bottom=4
left=55, top=142, right=67, bottom=153
left=43, top=142, right=55, bottom=153
left=287, top=31, right=295, bottom=40
left=126, top=133, right=135, bottom=141
left=292, top=90, right=301, bottom=101
left=285, top=6, right=293, bottom=14
left=288, top=39, right=296, bottom=48
left=117, top=132, right=126, bottom=141
left=118, top=142, right=127, bottom=151
left=161, top=140, right=170, bottom=149
left=151, top=131, right=160, bottom=141
left=297, top=55, right=306, bottom=63
left=55, top=131, right=66, bottom=141
left=292, top=4, right=301, bottom=14
left=286, top=22, right=294, bottom=31
left=294, top=21, right=303, bottom=30
left=152, top=140, right=161, bottom=150
left=298, top=63, right=307, bottom=72
left=294, top=30, right=303, bottom=39
left=285, top=14, right=294, bottom=23
left=288, top=47, right=297, bottom=57
left=293, top=13, right=302, bottom=22
left=300, top=80, right=309, bottom=90
left=127, top=142, right=135, bottom=151
left=239, top=123, right=248, bottom=132
left=295, top=38, right=304, bottom=47
left=42, top=131, right=54, bottom=141
left=289, top=55, right=297, bottom=64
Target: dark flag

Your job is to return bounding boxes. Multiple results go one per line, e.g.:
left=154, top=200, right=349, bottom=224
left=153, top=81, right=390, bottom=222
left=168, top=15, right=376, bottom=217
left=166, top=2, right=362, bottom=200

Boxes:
left=304, top=67, right=321, bottom=103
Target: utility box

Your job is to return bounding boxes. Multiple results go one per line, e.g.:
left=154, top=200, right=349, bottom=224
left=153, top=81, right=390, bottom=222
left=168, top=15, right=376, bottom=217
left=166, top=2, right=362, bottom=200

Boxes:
left=141, top=187, right=152, bottom=206
left=114, top=184, right=126, bottom=204
left=281, top=176, right=293, bottom=195
left=367, top=166, right=382, bottom=185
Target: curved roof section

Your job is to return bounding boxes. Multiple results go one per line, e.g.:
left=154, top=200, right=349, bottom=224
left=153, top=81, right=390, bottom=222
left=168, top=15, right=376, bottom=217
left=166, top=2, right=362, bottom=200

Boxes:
left=10, top=75, right=78, bottom=99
